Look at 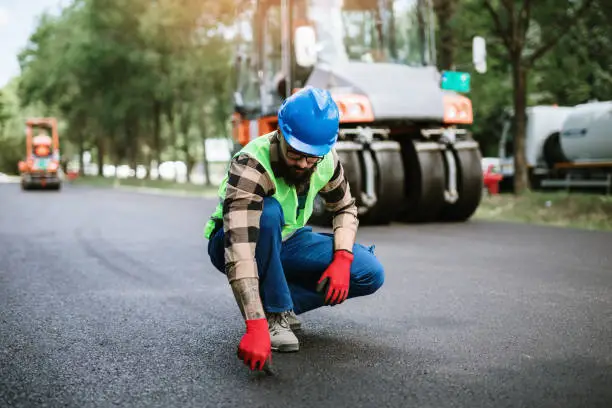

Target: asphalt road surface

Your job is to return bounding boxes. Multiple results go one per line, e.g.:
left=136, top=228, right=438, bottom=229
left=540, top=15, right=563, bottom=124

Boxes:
left=1, top=183, right=611, bottom=408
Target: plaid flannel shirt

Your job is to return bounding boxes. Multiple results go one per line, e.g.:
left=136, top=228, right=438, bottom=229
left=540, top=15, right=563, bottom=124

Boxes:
left=222, top=132, right=358, bottom=280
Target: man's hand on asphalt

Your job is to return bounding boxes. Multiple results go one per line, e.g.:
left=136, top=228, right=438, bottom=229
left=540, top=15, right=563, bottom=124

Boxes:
left=316, top=249, right=354, bottom=305
left=237, top=318, right=272, bottom=371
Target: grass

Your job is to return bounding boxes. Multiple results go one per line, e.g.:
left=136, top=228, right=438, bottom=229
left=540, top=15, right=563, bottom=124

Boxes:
left=475, top=191, right=612, bottom=232
left=72, top=176, right=612, bottom=232
left=70, top=176, right=219, bottom=196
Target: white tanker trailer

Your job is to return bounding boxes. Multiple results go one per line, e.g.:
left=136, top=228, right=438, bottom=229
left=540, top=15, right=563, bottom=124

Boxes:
left=559, top=101, right=612, bottom=163
left=498, top=100, right=612, bottom=193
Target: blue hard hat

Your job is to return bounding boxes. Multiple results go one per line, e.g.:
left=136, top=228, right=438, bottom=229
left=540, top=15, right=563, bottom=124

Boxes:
left=277, top=87, right=339, bottom=157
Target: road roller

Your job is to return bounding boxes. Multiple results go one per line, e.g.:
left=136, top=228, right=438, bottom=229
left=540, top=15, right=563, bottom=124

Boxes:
left=230, top=0, right=486, bottom=224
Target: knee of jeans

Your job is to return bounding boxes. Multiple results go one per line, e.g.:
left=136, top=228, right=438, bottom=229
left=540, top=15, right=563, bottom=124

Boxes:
left=361, top=258, right=385, bottom=295
left=260, top=197, right=284, bottom=233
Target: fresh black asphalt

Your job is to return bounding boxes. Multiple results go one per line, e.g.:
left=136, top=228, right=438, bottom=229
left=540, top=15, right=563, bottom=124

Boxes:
left=1, top=183, right=611, bottom=408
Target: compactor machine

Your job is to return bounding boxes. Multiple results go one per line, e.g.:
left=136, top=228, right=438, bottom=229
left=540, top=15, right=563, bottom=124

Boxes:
left=231, top=0, right=487, bottom=224
left=18, top=117, right=62, bottom=190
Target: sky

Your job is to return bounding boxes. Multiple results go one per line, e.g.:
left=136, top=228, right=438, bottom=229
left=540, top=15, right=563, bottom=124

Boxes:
left=0, top=0, right=67, bottom=88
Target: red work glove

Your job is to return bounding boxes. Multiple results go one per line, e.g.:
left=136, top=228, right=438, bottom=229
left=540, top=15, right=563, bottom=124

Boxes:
left=316, top=249, right=354, bottom=305
left=237, top=318, right=271, bottom=371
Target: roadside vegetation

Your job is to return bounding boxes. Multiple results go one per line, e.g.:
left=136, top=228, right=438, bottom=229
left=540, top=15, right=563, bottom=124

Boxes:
left=1, top=0, right=611, bottom=183
left=475, top=191, right=612, bottom=232
left=70, top=176, right=218, bottom=196
left=2, top=0, right=611, bottom=232
left=72, top=174, right=612, bottom=232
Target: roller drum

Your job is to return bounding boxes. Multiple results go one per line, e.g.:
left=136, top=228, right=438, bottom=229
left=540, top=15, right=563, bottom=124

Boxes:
left=439, top=141, right=483, bottom=222
left=398, top=141, right=446, bottom=223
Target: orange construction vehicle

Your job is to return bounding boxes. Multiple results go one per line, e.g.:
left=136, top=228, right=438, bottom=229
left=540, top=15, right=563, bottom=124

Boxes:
left=18, top=118, right=62, bottom=190
left=230, top=0, right=488, bottom=225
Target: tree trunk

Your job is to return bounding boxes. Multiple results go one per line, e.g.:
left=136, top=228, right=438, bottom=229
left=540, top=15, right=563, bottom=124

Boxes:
left=165, top=104, right=179, bottom=182
left=75, top=113, right=87, bottom=177
left=433, top=0, right=458, bottom=70
left=198, top=114, right=211, bottom=187
left=78, top=131, right=85, bottom=177
left=130, top=120, right=139, bottom=173
left=124, top=117, right=138, bottom=175
left=182, top=142, right=191, bottom=183
left=96, top=135, right=105, bottom=177
left=512, top=58, right=529, bottom=194
left=153, top=100, right=162, bottom=172
left=181, top=142, right=192, bottom=183
left=388, top=2, right=397, bottom=60
left=179, top=104, right=192, bottom=183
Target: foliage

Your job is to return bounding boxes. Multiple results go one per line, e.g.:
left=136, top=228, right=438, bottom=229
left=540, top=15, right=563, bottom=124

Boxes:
left=0, top=78, right=50, bottom=173
left=534, top=0, right=612, bottom=105
left=431, top=0, right=609, bottom=188
left=4, top=0, right=235, bottom=181
left=0, top=0, right=609, bottom=184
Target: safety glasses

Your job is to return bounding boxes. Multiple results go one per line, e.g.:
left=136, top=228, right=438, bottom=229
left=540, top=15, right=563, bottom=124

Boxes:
left=285, top=147, right=323, bottom=164
left=279, top=132, right=323, bottom=164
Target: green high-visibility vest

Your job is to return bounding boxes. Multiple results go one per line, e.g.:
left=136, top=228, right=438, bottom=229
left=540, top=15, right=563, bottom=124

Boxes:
left=203, top=132, right=335, bottom=240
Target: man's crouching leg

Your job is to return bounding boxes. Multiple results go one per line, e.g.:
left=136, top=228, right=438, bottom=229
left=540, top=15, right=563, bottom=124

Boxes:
left=207, top=197, right=299, bottom=352
left=282, top=230, right=385, bottom=316
left=346, top=243, right=385, bottom=299
left=255, top=197, right=299, bottom=352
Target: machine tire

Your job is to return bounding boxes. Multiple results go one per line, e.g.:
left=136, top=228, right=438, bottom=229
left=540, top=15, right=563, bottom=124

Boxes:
left=359, top=141, right=405, bottom=225
left=398, top=141, right=446, bottom=222
left=439, top=143, right=483, bottom=222
left=308, top=142, right=363, bottom=227
left=542, top=132, right=568, bottom=169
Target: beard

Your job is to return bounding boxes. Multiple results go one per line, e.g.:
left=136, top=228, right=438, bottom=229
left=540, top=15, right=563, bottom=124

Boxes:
left=277, top=158, right=316, bottom=186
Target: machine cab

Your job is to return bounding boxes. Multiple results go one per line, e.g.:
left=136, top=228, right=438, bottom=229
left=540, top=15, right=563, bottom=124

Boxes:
left=31, top=134, right=59, bottom=171
left=231, top=0, right=440, bottom=143
left=231, top=0, right=486, bottom=225
left=19, top=118, right=61, bottom=174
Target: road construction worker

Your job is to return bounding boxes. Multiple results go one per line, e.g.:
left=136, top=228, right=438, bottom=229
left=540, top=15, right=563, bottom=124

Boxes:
left=204, top=87, right=385, bottom=371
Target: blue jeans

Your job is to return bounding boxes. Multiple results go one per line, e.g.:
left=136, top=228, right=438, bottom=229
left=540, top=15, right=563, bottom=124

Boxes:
left=207, top=197, right=385, bottom=315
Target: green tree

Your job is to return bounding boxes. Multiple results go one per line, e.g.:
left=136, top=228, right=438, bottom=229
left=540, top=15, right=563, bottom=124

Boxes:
left=0, top=91, right=11, bottom=135
left=16, top=0, right=236, bottom=179
left=534, top=0, right=612, bottom=105
left=0, top=77, right=51, bottom=173
left=483, top=0, right=593, bottom=194
left=433, top=0, right=461, bottom=70
left=438, top=0, right=514, bottom=157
